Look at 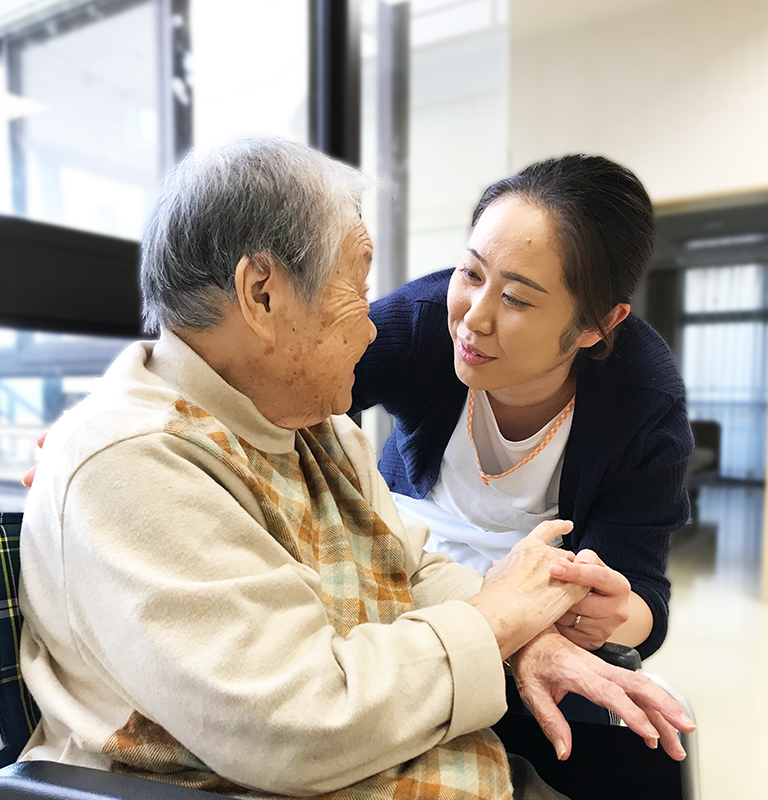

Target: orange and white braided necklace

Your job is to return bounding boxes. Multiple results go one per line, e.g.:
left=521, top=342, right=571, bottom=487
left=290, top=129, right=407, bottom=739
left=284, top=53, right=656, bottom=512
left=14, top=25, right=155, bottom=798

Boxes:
left=467, top=389, right=575, bottom=487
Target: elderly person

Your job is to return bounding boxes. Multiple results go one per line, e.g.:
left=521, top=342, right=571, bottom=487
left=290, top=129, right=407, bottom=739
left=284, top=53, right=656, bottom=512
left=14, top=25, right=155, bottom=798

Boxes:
left=19, top=138, right=693, bottom=800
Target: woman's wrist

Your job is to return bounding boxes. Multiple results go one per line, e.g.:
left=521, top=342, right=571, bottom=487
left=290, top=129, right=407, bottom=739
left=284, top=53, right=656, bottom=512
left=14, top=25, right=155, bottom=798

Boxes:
left=606, top=591, right=653, bottom=649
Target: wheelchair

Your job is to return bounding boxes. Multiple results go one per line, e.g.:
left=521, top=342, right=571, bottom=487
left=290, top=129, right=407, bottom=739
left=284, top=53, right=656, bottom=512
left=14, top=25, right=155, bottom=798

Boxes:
left=0, top=511, right=700, bottom=799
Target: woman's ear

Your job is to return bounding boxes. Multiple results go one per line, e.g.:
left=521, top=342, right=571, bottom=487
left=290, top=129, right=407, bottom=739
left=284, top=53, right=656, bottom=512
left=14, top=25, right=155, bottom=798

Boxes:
left=575, top=303, right=631, bottom=349
left=234, top=254, right=277, bottom=350
left=604, top=303, right=631, bottom=331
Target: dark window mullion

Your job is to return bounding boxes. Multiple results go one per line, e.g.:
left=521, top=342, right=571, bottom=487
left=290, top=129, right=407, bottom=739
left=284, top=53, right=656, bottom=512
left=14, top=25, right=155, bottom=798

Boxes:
left=682, top=310, right=768, bottom=326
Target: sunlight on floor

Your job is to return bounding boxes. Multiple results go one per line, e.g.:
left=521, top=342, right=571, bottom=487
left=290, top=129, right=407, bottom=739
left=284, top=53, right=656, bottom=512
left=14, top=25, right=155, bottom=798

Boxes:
left=644, top=484, right=766, bottom=800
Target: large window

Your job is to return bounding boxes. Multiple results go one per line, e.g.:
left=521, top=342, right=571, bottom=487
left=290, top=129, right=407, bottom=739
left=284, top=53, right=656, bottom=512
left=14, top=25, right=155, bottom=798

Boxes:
left=0, top=330, right=130, bottom=510
left=2, top=0, right=161, bottom=239
left=190, top=0, right=309, bottom=151
left=360, top=0, right=510, bottom=452
left=0, top=0, right=161, bottom=509
left=0, top=0, right=316, bottom=509
left=361, top=0, right=509, bottom=284
left=682, top=264, right=768, bottom=480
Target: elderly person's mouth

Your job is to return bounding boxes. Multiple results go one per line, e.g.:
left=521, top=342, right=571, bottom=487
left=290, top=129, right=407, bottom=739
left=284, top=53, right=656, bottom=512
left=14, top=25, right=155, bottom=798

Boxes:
left=457, top=338, right=496, bottom=366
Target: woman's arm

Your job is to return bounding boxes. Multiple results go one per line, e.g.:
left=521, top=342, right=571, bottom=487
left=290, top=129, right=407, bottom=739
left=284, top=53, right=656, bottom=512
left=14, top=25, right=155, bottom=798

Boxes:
left=566, top=398, right=693, bottom=658
left=351, top=270, right=455, bottom=417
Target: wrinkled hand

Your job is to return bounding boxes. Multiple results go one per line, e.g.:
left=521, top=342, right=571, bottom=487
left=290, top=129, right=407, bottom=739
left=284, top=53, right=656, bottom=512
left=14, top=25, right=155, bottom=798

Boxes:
left=466, top=520, right=588, bottom=660
left=551, top=550, right=631, bottom=650
left=21, top=432, right=47, bottom=488
left=506, top=627, right=695, bottom=762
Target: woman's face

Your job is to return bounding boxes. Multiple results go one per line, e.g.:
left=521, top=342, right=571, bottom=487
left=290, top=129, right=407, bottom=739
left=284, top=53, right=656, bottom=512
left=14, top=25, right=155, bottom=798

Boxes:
left=447, top=195, right=588, bottom=398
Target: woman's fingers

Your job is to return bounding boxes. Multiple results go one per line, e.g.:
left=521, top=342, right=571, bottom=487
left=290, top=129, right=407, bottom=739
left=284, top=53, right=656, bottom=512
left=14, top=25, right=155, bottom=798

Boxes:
left=568, top=591, right=628, bottom=619
left=21, top=431, right=47, bottom=487
left=550, top=559, right=630, bottom=597
left=22, top=466, right=37, bottom=488
left=573, top=549, right=602, bottom=565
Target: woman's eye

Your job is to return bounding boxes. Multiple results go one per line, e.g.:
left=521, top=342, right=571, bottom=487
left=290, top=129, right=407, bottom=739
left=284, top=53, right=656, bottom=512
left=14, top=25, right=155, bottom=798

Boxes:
left=460, top=266, right=480, bottom=281
left=503, top=294, right=531, bottom=310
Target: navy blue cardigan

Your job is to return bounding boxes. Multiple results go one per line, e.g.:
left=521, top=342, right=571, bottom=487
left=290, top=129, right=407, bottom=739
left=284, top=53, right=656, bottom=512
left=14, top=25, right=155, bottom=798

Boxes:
left=351, top=269, right=693, bottom=659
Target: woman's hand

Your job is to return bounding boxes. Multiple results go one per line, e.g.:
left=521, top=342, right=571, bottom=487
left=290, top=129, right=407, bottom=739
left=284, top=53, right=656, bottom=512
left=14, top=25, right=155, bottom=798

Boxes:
left=506, top=626, right=695, bottom=761
left=21, top=432, right=47, bottom=488
left=466, top=520, right=588, bottom=660
left=550, top=550, right=632, bottom=650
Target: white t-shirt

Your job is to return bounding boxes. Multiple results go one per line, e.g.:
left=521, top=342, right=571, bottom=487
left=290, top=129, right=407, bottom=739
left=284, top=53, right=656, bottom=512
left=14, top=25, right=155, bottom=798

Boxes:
left=394, top=390, right=573, bottom=574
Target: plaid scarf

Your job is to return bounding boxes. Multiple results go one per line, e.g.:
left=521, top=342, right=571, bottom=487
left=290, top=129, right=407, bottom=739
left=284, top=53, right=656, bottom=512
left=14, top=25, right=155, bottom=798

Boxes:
left=0, top=512, right=40, bottom=767
left=101, top=401, right=511, bottom=799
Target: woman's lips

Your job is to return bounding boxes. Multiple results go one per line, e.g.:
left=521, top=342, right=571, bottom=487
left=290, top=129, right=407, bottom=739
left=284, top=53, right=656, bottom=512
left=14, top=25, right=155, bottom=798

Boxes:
left=457, top=338, right=496, bottom=366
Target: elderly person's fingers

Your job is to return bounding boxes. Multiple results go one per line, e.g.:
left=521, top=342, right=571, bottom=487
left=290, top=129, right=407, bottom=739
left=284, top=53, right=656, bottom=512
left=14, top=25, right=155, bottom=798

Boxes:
left=528, top=519, right=574, bottom=546
left=594, top=667, right=695, bottom=760
left=484, top=523, right=575, bottom=584
left=37, top=431, right=48, bottom=449
left=467, top=524, right=588, bottom=660
left=508, top=628, right=695, bottom=761
left=643, top=705, right=687, bottom=761
left=515, top=682, right=572, bottom=761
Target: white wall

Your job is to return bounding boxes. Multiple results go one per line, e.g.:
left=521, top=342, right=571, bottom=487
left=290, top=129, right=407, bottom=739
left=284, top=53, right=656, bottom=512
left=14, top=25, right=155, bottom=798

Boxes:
left=408, top=28, right=509, bottom=280
left=509, top=0, right=768, bottom=202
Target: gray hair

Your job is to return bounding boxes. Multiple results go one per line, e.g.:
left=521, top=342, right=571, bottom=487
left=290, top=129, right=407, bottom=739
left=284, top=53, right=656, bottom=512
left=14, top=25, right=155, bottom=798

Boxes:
left=141, top=137, right=372, bottom=333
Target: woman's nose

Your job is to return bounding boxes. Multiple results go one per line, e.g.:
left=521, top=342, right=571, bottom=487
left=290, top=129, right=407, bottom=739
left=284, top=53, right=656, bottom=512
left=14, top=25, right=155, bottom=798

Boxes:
left=464, top=294, right=494, bottom=335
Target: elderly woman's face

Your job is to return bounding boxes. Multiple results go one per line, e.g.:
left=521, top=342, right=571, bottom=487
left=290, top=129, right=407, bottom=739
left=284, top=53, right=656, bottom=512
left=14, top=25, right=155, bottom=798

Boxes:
left=447, top=195, right=583, bottom=396
left=278, top=219, right=376, bottom=423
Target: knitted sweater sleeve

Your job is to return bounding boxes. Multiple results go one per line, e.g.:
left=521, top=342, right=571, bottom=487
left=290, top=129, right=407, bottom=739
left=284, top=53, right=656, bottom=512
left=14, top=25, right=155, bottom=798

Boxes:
left=575, top=397, right=692, bottom=659
left=351, top=284, right=423, bottom=416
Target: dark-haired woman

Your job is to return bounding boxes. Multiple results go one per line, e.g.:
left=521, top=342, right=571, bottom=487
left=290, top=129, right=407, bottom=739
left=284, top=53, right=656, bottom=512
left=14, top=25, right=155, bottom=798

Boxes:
left=351, top=155, right=692, bottom=666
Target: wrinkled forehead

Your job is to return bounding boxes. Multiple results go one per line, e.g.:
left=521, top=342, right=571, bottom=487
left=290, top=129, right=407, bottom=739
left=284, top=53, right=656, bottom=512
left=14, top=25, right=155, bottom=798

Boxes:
left=339, top=217, right=373, bottom=279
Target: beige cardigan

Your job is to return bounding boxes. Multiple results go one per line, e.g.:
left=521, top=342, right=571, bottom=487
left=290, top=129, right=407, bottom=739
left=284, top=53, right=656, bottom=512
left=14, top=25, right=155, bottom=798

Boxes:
left=19, top=330, right=508, bottom=796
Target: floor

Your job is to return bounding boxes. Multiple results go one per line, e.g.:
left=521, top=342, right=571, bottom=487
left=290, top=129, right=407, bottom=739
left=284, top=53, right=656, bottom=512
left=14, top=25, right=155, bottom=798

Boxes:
left=644, top=483, right=767, bottom=800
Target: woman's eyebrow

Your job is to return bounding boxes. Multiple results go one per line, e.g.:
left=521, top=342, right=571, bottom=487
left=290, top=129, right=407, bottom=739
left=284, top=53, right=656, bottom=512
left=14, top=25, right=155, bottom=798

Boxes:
left=467, top=248, right=549, bottom=294
left=500, top=271, right=549, bottom=294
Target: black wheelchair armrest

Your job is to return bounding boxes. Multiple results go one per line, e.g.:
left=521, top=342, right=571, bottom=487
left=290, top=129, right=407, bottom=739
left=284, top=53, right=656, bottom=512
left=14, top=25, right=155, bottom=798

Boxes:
left=0, top=761, right=222, bottom=800
left=590, top=642, right=641, bottom=671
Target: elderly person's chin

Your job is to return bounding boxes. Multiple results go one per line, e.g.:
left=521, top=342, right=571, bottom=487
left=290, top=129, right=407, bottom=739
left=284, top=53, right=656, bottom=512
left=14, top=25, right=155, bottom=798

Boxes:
left=275, top=377, right=357, bottom=430
left=332, top=373, right=358, bottom=416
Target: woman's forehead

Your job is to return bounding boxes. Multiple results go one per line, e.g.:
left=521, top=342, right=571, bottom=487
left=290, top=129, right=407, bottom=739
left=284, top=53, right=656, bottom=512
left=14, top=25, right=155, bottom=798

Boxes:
left=468, top=196, right=563, bottom=287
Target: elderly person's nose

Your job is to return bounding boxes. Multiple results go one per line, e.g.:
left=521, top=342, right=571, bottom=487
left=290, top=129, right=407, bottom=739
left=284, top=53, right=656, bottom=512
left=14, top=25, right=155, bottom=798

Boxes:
left=464, top=292, right=494, bottom=335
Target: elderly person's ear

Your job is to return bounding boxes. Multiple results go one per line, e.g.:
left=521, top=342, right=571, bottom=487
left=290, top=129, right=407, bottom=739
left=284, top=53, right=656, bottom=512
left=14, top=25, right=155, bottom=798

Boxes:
left=234, top=254, right=278, bottom=347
